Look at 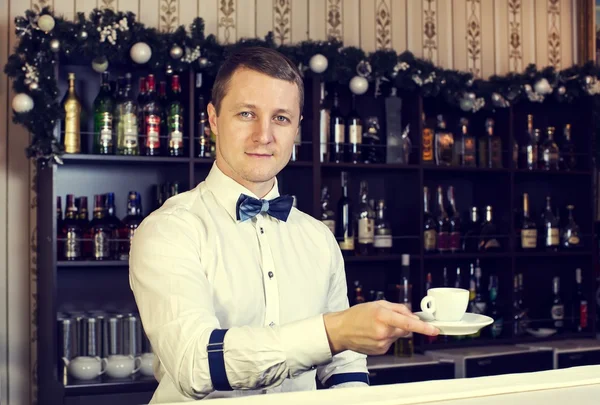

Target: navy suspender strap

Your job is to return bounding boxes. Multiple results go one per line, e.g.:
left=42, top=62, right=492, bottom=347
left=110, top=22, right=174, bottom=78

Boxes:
left=207, top=329, right=233, bottom=391
left=324, top=372, right=370, bottom=388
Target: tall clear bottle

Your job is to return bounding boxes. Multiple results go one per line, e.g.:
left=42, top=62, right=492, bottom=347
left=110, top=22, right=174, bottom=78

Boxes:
left=93, top=71, right=115, bottom=154
left=331, top=91, right=345, bottom=163
left=116, top=74, right=139, bottom=155
left=319, top=82, right=330, bottom=163
left=336, top=171, right=354, bottom=255
left=436, top=186, right=450, bottom=253
left=347, top=95, right=363, bottom=163
left=356, top=181, right=375, bottom=256
left=541, top=126, right=560, bottom=171
left=543, top=196, right=560, bottom=251
left=63, top=73, right=82, bottom=153
left=447, top=186, right=461, bottom=253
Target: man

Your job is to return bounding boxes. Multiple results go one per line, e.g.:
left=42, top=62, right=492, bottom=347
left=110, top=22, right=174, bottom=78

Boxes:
left=129, top=46, right=439, bottom=404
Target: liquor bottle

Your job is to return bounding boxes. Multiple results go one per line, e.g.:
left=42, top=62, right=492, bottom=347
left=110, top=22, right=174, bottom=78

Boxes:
left=137, top=77, right=147, bottom=106
left=57, top=196, right=64, bottom=259
left=520, top=193, right=537, bottom=250
left=561, top=124, right=577, bottom=171
left=478, top=206, right=501, bottom=251
left=335, top=171, right=354, bottom=255
left=319, top=82, right=331, bottom=163
left=468, top=263, right=476, bottom=309
left=436, top=186, right=450, bottom=253
left=543, top=196, right=560, bottom=251
left=167, top=75, right=184, bottom=156
left=93, top=71, right=115, bottom=154
left=541, top=127, right=560, bottom=171
left=159, top=81, right=169, bottom=144
left=434, top=115, right=454, bottom=166
left=362, top=117, right=382, bottom=164
left=115, top=74, right=139, bottom=155
left=331, top=91, right=345, bottom=163
left=462, top=207, right=480, bottom=252
left=561, top=205, right=581, bottom=249
left=77, top=196, right=91, bottom=258
left=513, top=274, right=525, bottom=336
left=479, top=118, right=503, bottom=168
left=60, top=194, right=82, bottom=261
left=520, top=114, right=537, bottom=170
left=423, top=186, right=437, bottom=253
left=356, top=181, right=375, bottom=255
left=471, top=261, right=487, bottom=338
left=373, top=199, right=392, bottom=254
left=447, top=186, right=461, bottom=253
left=143, top=74, right=161, bottom=155
left=63, top=73, right=82, bottom=153
left=137, top=77, right=146, bottom=138
left=104, top=192, right=122, bottom=259
left=454, top=118, right=476, bottom=167
left=196, top=95, right=211, bottom=158
left=442, top=266, right=449, bottom=287
left=119, top=191, right=143, bottom=261
left=347, top=95, right=362, bottom=163
left=572, top=268, right=588, bottom=332
left=394, top=254, right=414, bottom=357
left=488, top=275, right=503, bottom=338
left=550, top=276, right=564, bottom=331
left=320, top=186, right=335, bottom=234
left=421, top=113, right=434, bottom=165
left=89, top=195, right=111, bottom=260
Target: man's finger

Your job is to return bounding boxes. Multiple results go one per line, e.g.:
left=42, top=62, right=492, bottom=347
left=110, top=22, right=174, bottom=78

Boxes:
left=378, top=301, right=419, bottom=319
left=382, top=310, right=439, bottom=336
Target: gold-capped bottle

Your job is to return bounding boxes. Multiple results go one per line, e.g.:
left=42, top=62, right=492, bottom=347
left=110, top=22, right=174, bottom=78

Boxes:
left=63, top=73, right=82, bottom=153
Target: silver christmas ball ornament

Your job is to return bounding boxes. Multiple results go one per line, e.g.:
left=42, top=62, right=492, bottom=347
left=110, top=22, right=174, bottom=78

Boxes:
left=29, top=82, right=39, bottom=91
left=198, top=57, right=209, bottom=68
left=460, top=97, right=473, bottom=112
left=130, top=42, right=152, bottom=64
left=49, top=39, right=60, bottom=53
left=77, top=30, right=88, bottom=41
left=170, top=45, right=183, bottom=60
left=534, top=78, right=552, bottom=95
left=12, top=93, right=34, bottom=113
left=309, top=54, right=328, bottom=74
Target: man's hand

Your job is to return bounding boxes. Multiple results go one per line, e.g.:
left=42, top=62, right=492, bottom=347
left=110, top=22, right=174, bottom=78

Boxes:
left=323, top=301, right=439, bottom=356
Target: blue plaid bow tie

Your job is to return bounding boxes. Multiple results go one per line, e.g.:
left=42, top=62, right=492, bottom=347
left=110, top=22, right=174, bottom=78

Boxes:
left=236, top=194, right=294, bottom=222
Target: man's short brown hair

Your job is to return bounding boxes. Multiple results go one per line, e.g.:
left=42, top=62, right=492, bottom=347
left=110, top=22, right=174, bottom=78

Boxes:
left=211, top=46, right=304, bottom=116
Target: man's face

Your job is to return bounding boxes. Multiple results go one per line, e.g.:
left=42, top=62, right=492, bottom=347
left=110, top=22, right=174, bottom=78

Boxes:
left=207, top=67, right=301, bottom=191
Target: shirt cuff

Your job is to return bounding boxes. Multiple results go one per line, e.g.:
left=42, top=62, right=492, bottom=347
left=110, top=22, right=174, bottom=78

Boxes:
left=280, top=314, right=333, bottom=378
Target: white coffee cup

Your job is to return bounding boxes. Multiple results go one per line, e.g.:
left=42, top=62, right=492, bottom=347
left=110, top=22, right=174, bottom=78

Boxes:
left=63, top=356, right=106, bottom=380
left=420, top=287, right=469, bottom=321
left=104, top=354, right=141, bottom=379
left=139, top=352, right=155, bottom=377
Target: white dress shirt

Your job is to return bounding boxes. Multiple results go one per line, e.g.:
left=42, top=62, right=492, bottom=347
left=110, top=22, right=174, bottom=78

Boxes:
left=129, top=162, right=368, bottom=404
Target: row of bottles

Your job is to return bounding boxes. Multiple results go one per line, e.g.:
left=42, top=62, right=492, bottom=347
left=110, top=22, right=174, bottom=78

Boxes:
left=515, top=116, right=577, bottom=171
left=57, top=191, right=147, bottom=261
left=63, top=71, right=186, bottom=156
left=423, top=186, right=501, bottom=254
left=321, top=171, right=393, bottom=256
left=517, top=193, right=582, bottom=251
left=318, top=84, right=392, bottom=165
left=422, top=116, right=503, bottom=168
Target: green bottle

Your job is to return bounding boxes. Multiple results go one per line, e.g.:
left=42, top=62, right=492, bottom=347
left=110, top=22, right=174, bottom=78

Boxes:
left=93, top=72, right=115, bottom=154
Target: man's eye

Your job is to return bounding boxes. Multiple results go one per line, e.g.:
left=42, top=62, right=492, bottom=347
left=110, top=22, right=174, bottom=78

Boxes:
left=239, top=111, right=253, bottom=118
left=275, top=116, right=290, bottom=123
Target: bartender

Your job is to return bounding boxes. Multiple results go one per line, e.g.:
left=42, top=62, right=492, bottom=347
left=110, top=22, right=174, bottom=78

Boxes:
left=129, top=46, right=439, bottom=404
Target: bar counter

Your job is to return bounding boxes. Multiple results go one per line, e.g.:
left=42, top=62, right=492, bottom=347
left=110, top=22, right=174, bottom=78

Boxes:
left=161, top=365, right=600, bottom=405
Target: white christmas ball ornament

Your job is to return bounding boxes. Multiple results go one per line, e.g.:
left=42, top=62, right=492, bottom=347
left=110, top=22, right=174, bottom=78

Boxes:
left=92, top=57, right=109, bottom=73
left=534, top=78, right=552, bottom=95
left=349, top=76, right=369, bottom=95
left=130, top=42, right=152, bottom=64
left=38, top=15, right=55, bottom=33
left=309, top=54, right=328, bottom=74
left=12, top=93, right=34, bottom=113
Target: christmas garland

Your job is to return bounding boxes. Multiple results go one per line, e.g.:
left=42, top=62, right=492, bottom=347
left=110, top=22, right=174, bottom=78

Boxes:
left=5, top=7, right=600, bottom=164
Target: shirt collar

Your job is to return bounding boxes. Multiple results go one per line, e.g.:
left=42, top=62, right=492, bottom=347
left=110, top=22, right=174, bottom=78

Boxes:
left=205, top=161, right=281, bottom=222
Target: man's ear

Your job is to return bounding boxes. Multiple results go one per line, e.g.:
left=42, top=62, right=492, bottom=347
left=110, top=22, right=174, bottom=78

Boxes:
left=207, top=102, right=218, bottom=136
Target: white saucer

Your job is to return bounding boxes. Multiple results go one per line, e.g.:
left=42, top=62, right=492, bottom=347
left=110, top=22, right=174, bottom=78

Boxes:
left=526, top=328, right=557, bottom=338
left=414, top=312, right=494, bottom=336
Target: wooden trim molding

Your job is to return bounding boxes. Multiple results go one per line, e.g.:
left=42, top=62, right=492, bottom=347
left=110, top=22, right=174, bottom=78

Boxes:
left=576, top=0, right=594, bottom=64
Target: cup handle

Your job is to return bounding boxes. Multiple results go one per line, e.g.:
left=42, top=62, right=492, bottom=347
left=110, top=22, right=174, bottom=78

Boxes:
left=99, top=358, right=107, bottom=376
left=420, top=296, right=436, bottom=315
left=133, top=356, right=141, bottom=374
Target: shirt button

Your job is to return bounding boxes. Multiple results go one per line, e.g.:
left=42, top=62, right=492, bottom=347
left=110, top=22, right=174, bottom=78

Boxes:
left=268, top=271, right=274, bottom=279
left=260, top=227, right=264, bottom=234
left=269, top=321, right=275, bottom=327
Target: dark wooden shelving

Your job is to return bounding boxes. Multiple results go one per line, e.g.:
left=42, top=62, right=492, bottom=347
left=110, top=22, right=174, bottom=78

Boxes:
left=321, top=162, right=416, bottom=170
left=422, top=165, right=510, bottom=173
left=64, top=376, right=158, bottom=396
left=423, top=252, right=510, bottom=260
left=513, top=168, right=592, bottom=176
left=57, top=260, right=128, bottom=267
left=514, top=250, right=593, bottom=258
left=61, top=154, right=191, bottom=164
